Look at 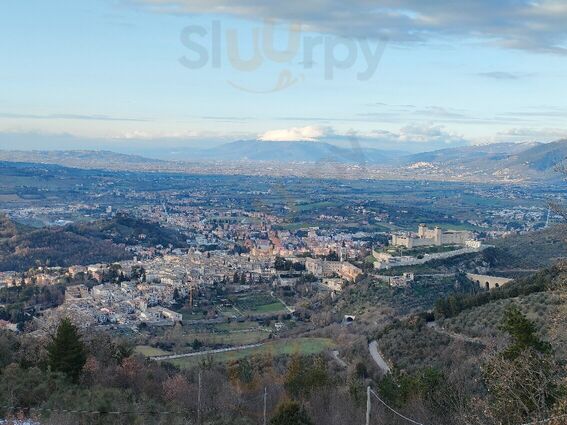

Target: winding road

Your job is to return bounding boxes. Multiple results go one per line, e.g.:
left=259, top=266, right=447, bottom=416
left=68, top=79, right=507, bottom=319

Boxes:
left=369, top=340, right=391, bottom=374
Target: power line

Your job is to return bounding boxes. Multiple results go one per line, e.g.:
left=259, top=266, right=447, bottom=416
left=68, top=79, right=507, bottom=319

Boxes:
left=367, top=387, right=425, bottom=425
left=366, top=386, right=567, bottom=425
left=545, top=206, right=551, bottom=228
left=197, top=370, right=202, bottom=425
left=3, top=397, right=567, bottom=425
left=263, top=386, right=268, bottom=425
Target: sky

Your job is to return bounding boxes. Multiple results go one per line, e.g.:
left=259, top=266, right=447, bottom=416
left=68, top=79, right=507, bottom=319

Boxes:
left=1, top=0, right=567, bottom=154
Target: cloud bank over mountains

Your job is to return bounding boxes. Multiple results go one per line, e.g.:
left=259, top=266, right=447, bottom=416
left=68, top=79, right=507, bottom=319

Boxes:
left=257, top=124, right=467, bottom=148
left=259, top=126, right=329, bottom=142
left=0, top=123, right=469, bottom=156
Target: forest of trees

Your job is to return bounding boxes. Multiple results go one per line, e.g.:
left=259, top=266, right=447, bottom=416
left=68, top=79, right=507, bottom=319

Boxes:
left=1, top=304, right=566, bottom=425
left=0, top=212, right=191, bottom=272
left=434, top=263, right=566, bottom=319
left=0, top=214, right=131, bottom=272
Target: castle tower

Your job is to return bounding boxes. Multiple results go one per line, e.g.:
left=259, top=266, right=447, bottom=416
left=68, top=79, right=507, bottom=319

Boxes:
left=434, top=226, right=442, bottom=245
left=418, top=224, right=427, bottom=238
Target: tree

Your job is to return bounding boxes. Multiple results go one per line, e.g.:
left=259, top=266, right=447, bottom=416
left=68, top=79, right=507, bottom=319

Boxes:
left=270, top=401, right=314, bottom=425
left=500, top=305, right=551, bottom=360
left=173, top=287, right=181, bottom=302
left=275, top=256, right=291, bottom=271
left=483, top=306, right=560, bottom=424
left=47, top=318, right=87, bottom=382
left=326, top=251, right=340, bottom=261
left=284, top=354, right=329, bottom=400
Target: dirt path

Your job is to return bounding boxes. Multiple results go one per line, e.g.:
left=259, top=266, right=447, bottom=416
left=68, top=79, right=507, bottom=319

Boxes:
left=332, top=350, right=348, bottom=367
left=426, top=322, right=482, bottom=344
left=151, top=343, right=264, bottom=361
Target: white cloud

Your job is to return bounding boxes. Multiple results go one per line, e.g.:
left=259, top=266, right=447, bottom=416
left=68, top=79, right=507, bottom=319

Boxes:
left=397, top=124, right=467, bottom=145
left=497, top=127, right=567, bottom=141
left=258, top=125, right=330, bottom=141
left=355, top=124, right=467, bottom=147
left=139, top=0, right=567, bottom=54
left=257, top=123, right=469, bottom=152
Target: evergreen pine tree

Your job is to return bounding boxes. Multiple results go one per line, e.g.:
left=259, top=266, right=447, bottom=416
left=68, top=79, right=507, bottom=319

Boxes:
left=47, top=318, right=87, bottom=382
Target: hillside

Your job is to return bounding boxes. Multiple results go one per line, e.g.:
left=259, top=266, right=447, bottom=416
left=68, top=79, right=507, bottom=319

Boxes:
left=405, top=142, right=538, bottom=163
left=512, top=139, right=567, bottom=171
left=0, top=149, right=164, bottom=169
left=67, top=213, right=188, bottom=248
left=405, top=140, right=567, bottom=181
left=370, top=261, right=567, bottom=418
left=0, top=214, right=132, bottom=272
left=0, top=213, right=188, bottom=272
left=487, top=224, right=567, bottom=270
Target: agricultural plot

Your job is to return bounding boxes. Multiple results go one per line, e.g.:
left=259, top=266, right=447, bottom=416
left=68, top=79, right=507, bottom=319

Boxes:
left=134, top=345, right=170, bottom=357
left=232, top=294, right=288, bottom=315
left=166, top=337, right=335, bottom=369
left=190, top=330, right=269, bottom=346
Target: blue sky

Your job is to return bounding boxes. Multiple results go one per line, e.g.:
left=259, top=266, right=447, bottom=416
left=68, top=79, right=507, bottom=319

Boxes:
left=1, top=0, right=567, bottom=153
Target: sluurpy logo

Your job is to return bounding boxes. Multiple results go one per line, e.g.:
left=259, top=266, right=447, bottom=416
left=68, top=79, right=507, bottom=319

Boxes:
left=179, top=20, right=387, bottom=93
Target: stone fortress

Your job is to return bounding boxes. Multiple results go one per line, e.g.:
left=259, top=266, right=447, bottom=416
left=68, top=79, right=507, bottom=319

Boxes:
left=391, top=224, right=476, bottom=249
left=373, top=224, right=482, bottom=270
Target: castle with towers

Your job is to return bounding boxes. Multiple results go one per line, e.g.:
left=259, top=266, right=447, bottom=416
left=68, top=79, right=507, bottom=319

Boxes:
left=391, top=224, right=475, bottom=249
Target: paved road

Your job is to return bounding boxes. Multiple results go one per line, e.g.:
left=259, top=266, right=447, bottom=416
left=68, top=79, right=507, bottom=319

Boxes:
left=151, top=343, right=264, bottom=361
left=369, top=340, right=391, bottom=374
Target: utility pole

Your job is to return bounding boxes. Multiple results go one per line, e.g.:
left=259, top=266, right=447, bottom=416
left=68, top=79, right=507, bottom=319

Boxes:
left=263, top=387, right=267, bottom=425
left=546, top=206, right=551, bottom=228
left=366, top=386, right=371, bottom=425
left=198, top=370, right=202, bottom=425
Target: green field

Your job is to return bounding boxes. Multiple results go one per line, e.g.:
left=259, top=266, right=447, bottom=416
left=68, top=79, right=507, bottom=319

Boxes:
left=177, top=294, right=287, bottom=321
left=233, top=294, right=287, bottom=315
left=174, top=307, right=208, bottom=321
left=188, top=330, right=269, bottom=346
left=134, top=345, right=170, bottom=357
left=166, top=337, right=335, bottom=369
left=252, top=301, right=287, bottom=313
left=273, top=222, right=313, bottom=231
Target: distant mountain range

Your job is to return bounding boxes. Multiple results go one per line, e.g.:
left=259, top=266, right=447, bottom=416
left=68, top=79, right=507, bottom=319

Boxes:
left=0, top=149, right=164, bottom=167
left=188, top=140, right=407, bottom=163
left=405, top=139, right=567, bottom=178
left=0, top=139, right=565, bottom=182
